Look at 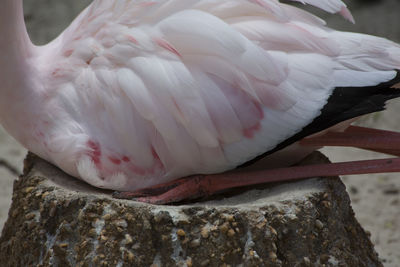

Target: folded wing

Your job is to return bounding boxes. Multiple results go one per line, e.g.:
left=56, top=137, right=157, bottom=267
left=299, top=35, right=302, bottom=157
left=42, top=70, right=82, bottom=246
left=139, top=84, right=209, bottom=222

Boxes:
left=40, top=0, right=400, bottom=181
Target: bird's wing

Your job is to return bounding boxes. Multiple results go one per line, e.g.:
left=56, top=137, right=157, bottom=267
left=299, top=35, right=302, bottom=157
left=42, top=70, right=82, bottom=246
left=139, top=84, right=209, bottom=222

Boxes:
left=39, top=0, right=400, bottom=179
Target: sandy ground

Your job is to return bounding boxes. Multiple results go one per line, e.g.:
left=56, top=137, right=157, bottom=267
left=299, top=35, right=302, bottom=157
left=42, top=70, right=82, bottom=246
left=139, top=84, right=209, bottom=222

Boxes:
left=0, top=0, right=399, bottom=265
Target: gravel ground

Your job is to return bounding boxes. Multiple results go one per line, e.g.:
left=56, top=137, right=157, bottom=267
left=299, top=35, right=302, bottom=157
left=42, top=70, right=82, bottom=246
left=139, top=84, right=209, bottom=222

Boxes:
left=1, top=1, right=399, bottom=265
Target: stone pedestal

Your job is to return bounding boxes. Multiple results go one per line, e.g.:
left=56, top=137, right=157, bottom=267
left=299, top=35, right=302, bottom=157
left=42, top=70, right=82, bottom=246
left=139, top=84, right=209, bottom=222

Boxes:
left=0, top=152, right=382, bottom=266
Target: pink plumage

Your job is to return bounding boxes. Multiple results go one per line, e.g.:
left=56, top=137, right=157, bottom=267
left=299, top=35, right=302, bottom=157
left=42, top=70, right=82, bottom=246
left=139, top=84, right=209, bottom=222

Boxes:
left=1, top=0, right=400, bottom=193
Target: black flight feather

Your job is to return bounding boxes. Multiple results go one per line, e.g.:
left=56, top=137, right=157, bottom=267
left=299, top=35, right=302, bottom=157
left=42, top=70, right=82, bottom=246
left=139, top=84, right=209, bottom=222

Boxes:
left=240, top=70, right=400, bottom=168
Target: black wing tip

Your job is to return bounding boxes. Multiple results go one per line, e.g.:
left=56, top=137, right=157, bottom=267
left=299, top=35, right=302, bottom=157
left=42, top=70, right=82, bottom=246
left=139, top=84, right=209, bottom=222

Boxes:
left=309, top=70, right=400, bottom=130
left=239, top=70, right=400, bottom=168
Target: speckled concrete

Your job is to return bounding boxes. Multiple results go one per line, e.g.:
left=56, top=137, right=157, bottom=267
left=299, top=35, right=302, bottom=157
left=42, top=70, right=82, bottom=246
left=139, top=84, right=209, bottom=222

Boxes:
left=0, top=153, right=382, bottom=266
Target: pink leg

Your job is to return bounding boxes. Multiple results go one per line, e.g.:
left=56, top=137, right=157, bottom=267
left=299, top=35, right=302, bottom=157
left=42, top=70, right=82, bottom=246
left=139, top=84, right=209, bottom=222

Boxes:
left=113, top=126, right=400, bottom=204
left=114, top=157, right=400, bottom=204
left=300, top=125, right=400, bottom=156
left=114, top=178, right=191, bottom=198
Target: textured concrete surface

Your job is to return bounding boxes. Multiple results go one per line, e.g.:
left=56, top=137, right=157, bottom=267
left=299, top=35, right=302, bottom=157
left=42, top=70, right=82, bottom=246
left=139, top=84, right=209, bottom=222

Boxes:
left=0, top=0, right=399, bottom=265
left=0, top=152, right=382, bottom=266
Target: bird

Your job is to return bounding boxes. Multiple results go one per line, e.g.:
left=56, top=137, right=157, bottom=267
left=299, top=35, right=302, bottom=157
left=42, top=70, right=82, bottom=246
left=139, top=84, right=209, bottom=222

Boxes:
left=1, top=0, right=400, bottom=204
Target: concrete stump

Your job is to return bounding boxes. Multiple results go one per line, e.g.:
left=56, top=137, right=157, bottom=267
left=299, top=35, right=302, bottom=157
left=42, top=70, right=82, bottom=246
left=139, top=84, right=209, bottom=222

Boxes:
left=0, top=152, right=382, bottom=267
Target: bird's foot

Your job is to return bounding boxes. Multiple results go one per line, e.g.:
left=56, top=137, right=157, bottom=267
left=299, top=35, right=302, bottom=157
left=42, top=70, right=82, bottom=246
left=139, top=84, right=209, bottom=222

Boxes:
left=113, top=156, right=400, bottom=205
left=113, top=175, right=215, bottom=204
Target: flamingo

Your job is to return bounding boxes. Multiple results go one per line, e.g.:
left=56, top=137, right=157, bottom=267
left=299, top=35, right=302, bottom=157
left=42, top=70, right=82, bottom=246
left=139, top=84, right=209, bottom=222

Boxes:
left=1, top=0, right=400, bottom=204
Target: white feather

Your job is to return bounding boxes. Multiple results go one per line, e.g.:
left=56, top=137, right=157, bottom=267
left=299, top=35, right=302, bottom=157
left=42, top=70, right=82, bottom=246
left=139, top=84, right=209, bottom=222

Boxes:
left=2, top=0, right=399, bottom=191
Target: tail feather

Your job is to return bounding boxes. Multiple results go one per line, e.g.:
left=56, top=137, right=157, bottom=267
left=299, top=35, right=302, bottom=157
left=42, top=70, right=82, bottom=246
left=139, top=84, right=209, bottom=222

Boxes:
left=273, top=70, right=400, bottom=153
left=240, top=70, right=400, bottom=167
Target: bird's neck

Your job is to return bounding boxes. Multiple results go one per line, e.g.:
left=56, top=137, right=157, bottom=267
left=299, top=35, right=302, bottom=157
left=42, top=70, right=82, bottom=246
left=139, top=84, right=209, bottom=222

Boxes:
left=0, top=0, right=36, bottom=91
left=0, top=0, right=34, bottom=58
left=0, top=0, right=39, bottom=144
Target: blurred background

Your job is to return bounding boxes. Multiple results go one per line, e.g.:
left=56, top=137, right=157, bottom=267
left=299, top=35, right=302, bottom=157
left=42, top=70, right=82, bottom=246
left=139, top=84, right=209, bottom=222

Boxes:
left=0, top=0, right=399, bottom=265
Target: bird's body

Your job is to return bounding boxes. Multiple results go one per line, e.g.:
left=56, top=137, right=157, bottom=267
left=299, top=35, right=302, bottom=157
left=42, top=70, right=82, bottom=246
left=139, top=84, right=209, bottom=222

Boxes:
left=1, top=0, right=400, bottom=193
